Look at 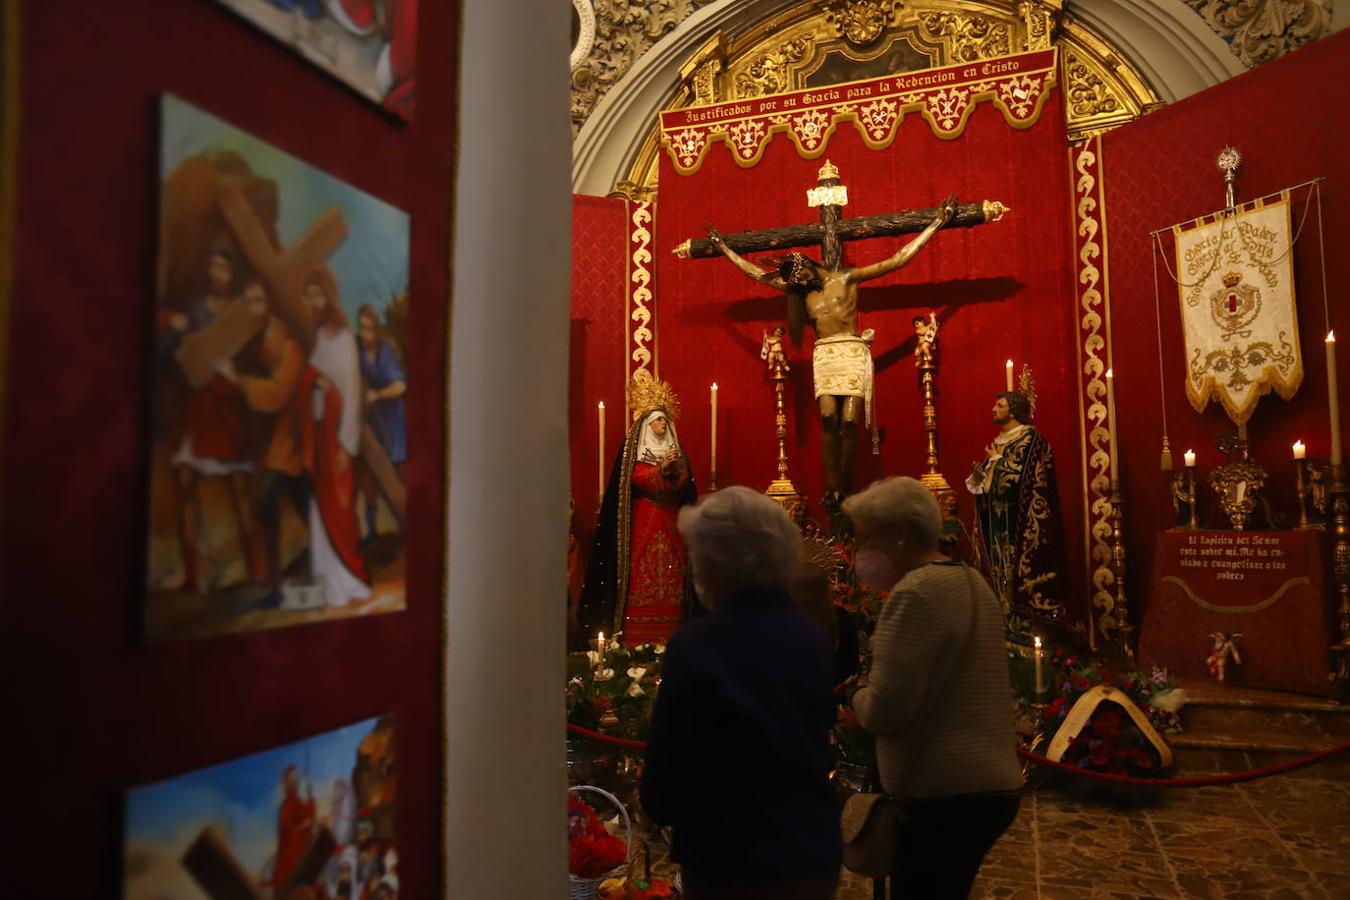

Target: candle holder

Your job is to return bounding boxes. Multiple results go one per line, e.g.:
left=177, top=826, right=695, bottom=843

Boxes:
left=913, top=313, right=956, bottom=519
left=1209, top=432, right=1266, bottom=531
left=1329, top=464, right=1350, bottom=696
left=1293, top=459, right=1327, bottom=530
left=1169, top=468, right=1198, bottom=530
left=1108, top=481, right=1134, bottom=656
left=762, top=326, right=804, bottom=523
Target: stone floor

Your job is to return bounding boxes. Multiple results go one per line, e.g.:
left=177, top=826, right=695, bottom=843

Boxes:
left=633, top=778, right=1350, bottom=899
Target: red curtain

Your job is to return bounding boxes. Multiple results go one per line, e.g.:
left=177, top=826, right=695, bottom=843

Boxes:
left=652, top=88, right=1088, bottom=607
left=1102, top=30, right=1350, bottom=633
left=2, top=2, right=455, bottom=894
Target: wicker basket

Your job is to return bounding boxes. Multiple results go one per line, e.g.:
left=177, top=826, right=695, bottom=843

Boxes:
left=568, top=784, right=632, bottom=900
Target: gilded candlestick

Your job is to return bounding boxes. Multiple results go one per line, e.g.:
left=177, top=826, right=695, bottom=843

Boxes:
left=1109, top=481, right=1134, bottom=656
left=1330, top=464, right=1350, bottom=694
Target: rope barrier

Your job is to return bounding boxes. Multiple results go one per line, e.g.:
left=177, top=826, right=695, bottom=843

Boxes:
left=567, top=724, right=1350, bottom=787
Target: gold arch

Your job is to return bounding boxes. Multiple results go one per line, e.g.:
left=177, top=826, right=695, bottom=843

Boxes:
left=612, top=0, right=1160, bottom=198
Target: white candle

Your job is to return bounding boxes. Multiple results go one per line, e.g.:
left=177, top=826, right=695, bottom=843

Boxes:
left=1034, top=636, right=1046, bottom=695
left=1293, top=440, right=1306, bottom=460
left=1328, top=332, right=1342, bottom=466
left=710, top=382, right=719, bottom=483
left=1105, top=368, right=1119, bottom=482
left=598, top=402, right=606, bottom=501
left=1184, top=449, right=1196, bottom=468
left=1006, top=359, right=1014, bottom=392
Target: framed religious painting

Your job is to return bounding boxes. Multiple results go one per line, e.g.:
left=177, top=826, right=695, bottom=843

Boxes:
left=146, top=94, right=409, bottom=641
left=212, top=0, right=417, bottom=121
left=124, top=716, right=398, bottom=899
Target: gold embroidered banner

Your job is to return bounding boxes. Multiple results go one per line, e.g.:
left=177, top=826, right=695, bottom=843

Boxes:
left=659, top=48, right=1058, bottom=175
left=1173, top=193, right=1301, bottom=426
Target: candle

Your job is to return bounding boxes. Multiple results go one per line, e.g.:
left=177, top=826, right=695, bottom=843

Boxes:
left=1293, top=440, right=1306, bottom=460
left=1005, top=359, right=1014, bottom=392
left=1328, top=332, right=1342, bottom=466
left=1105, top=368, right=1119, bottom=482
left=1034, top=636, right=1046, bottom=695
left=710, top=382, right=719, bottom=484
left=1184, top=449, right=1196, bottom=468
left=598, top=402, right=606, bottom=501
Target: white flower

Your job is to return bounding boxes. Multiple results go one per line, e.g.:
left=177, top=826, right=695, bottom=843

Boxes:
left=654, top=643, right=666, bottom=655
left=594, top=667, right=615, bottom=681
left=626, top=682, right=645, bottom=698
left=627, top=666, right=648, bottom=682
left=1149, top=688, right=1188, bottom=713
left=568, top=676, right=584, bottom=688
left=586, top=650, right=602, bottom=667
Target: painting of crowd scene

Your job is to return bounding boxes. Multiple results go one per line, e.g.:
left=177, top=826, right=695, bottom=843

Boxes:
left=212, top=0, right=418, bottom=121
left=146, top=94, right=409, bottom=640
left=125, top=716, right=399, bottom=900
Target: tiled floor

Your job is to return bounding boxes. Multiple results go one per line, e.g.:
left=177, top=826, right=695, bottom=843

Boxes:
left=633, top=778, right=1350, bottom=899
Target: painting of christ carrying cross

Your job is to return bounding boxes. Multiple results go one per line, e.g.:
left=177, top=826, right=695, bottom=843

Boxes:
left=145, top=95, right=410, bottom=640
left=681, top=160, right=1008, bottom=523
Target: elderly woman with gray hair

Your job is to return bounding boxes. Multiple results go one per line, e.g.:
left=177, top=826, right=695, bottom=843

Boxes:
left=639, top=487, right=842, bottom=900
left=843, top=476, right=1022, bottom=899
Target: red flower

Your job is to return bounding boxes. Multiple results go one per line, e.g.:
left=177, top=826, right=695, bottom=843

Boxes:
left=570, top=832, right=628, bottom=877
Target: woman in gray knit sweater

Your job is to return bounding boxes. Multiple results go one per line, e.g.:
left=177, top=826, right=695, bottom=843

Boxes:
left=843, top=476, right=1023, bottom=899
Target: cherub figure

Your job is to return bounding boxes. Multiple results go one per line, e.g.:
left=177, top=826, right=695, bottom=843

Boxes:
left=760, top=324, right=790, bottom=377
left=1206, top=632, right=1243, bottom=682
left=912, top=311, right=938, bottom=368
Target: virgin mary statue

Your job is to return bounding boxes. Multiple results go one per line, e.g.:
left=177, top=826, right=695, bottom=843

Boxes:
left=578, top=371, right=698, bottom=647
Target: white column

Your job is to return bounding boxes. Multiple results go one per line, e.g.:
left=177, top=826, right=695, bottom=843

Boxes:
left=448, top=0, right=571, bottom=895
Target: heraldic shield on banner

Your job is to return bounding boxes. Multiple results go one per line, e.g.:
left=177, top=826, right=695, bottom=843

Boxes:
left=1173, top=192, right=1302, bottom=427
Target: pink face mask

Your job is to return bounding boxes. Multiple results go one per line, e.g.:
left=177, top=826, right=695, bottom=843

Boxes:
left=855, top=548, right=900, bottom=593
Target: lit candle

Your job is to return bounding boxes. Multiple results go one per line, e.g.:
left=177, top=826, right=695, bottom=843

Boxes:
left=710, top=382, right=719, bottom=484
left=1034, top=636, right=1046, bottom=695
left=1105, top=368, right=1119, bottom=482
left=1006, top=359, right=1014, bottom=392
left=598, top=401, right=606, bottom=501
left=1293, top=440, right=1306, bottom=460
left=1184, top=449, right=1196, bottom=468
left=1328, top=332, right=1342, bottom=466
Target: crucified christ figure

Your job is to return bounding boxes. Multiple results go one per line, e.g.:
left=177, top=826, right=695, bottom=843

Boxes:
left=705, top=193, right=957, bottom=507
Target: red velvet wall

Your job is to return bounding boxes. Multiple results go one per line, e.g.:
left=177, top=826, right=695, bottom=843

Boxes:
left=2, top=2, right=456, bottom=896
left=570, top=195, right=632, bottom=561
left=652, top=90, right=1089, bottom=608
left=1102, top=30, right=1350, bottom=631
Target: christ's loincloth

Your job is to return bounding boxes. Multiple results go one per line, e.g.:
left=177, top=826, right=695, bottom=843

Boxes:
left=812, top=331, right=874, bottom=426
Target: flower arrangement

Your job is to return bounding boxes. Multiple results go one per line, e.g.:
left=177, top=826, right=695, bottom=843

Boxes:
left=568, top=794, right=628, bottom=879
left=597, top=876, right=678, bottom=899
left=566, top=639, right=665, bottom=743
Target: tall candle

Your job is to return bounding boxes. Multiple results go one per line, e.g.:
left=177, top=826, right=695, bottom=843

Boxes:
left=1105, top=368, right=1119, bottom=482
left=1328, top=332, right=1342, bottom=466
left=1005, top=359, right=1014, bottom=392
left=1184, top=449, right=1196, bottom=468
left=710, top=383, right=719, bottom=483
left=1034, top=636, right=1046, bottom=695
left=1293, top=440, right=1306, bottom=460
left=598, top=401, right=606, bottom=500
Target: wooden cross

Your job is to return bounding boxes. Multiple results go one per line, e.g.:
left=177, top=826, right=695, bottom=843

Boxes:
left=674, top=160, right=1007, bottom=262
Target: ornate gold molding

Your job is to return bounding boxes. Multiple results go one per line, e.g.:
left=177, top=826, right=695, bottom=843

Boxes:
left=1182, top=0, right=1332, bottom=68
left=570, top=0, right=713, bottom=135
left=1070, top=137, right=1118, bottom=649
left=622, top=0, right=1160, bottom=190
left=626, top=200, right=656, bottom=379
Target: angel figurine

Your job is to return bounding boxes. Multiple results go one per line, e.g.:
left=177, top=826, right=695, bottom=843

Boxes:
left=1206, top=632, right=1243, bottom=682
left=912, top=311, right=938, bottom=368
left=760, top=324, right=790, bottom=378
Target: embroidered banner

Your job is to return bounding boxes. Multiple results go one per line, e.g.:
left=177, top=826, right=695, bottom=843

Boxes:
left=1173, top=193, right=1301, bottom=426
left=660, top=48, right=1058, bottom=175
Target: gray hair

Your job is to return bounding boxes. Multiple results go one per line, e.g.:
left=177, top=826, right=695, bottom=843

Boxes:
left=841, top=476, right=943, bottom=548
left=677, top=486, right=802, bottom=603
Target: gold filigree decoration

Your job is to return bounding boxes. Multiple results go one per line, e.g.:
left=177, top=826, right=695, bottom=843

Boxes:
left=1070, top=137, right=1118, bottom=647
left=918, top=11, right=1013, bottom=62
left=1065, top=49, right=1120, bottom=118
left=734, top=35, right=814, bottom=98
left=857, top=97, right=900, bottom=140
left=1017, top=0, right=1058, bottom=51
left=626, top=369, right=681, bottom=420
left=1182, top=0, right=1332, bottom=68
left=628, top=200, right=655, bottom=378
left=821, top=0, right=903, bottom=46
left=571, top=0, right=713, bottom=134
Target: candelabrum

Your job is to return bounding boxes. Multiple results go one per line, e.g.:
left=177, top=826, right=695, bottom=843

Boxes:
left=1330, top=464, right=1350, bottom=695
left=913, top=314, right=956, bottom=518
left=1109, top=480, right=1134, bottom=656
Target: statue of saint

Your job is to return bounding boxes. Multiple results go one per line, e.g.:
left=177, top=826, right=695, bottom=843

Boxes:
left=577, top=372, right=698, bottom=647
left=965, top=391, right=1065, bottom=623
left=705, top=195, right=957, bottom=507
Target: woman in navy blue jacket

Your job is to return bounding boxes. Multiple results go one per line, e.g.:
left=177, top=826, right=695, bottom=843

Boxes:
left=640, top=486, right=841, bottom=900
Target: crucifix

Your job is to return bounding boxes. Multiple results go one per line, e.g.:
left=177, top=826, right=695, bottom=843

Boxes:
left=679, top=160, right=1008, bottom=512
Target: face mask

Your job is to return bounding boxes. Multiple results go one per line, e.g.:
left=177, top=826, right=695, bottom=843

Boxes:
left=855, top=548, right=900, bottom=593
